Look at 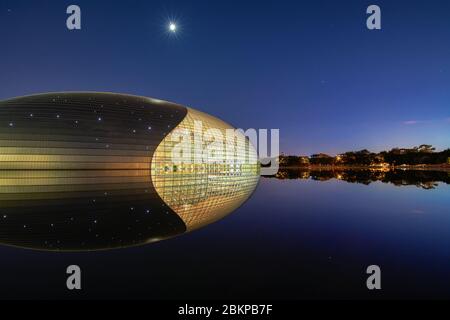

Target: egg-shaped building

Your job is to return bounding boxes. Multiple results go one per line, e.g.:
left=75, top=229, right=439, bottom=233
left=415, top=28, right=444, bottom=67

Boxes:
left=0, top=92, right=260, bottom=251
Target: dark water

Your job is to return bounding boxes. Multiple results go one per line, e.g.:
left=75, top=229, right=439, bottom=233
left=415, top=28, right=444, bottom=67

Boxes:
left=0, top=170, right=449, bottom=299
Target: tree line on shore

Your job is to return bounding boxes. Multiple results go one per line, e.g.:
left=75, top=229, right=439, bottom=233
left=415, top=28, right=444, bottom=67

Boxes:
left=279, top=145, right=450, bottom=167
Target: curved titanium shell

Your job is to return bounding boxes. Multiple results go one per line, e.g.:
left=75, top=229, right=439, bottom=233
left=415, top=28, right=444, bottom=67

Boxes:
left=0, top=92, right=259, bottom=251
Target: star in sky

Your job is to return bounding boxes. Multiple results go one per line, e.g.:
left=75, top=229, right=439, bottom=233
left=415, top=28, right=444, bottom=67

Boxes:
left=169, top=22, right=177, bottom=33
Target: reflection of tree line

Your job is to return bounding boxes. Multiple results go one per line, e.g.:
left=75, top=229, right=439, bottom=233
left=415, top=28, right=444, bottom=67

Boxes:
left=267, top=169, right=450, bottom=190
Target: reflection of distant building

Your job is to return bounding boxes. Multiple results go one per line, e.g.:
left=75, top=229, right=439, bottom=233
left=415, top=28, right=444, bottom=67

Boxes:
left=299, top=171, right=310, bottom=179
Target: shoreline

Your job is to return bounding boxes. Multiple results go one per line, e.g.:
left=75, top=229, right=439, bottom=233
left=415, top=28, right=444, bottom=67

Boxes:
left=278, top=164, right=450, bottom=172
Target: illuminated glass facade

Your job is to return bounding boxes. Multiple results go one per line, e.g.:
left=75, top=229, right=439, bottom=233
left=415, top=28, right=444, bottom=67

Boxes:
left=151, top=108, right=260, bottom=230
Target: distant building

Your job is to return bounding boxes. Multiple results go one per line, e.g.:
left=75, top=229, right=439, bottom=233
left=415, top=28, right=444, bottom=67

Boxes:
left=299, top=156, right=310, bottom=166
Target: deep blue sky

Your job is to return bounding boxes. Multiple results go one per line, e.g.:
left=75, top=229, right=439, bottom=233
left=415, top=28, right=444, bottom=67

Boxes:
left=0, top=0, right=449, bottom=155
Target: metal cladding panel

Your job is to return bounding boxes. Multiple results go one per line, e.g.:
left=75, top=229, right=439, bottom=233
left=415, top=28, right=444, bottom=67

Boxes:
left=0, top=92, right=188, bottom=251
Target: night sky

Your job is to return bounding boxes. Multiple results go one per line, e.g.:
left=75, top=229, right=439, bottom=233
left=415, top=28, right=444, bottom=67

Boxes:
left=0, top=0, right=449, bottom=155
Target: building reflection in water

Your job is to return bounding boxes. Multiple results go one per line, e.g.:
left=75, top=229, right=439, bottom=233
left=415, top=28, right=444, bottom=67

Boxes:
left=0, top=177, right=188, bottom=251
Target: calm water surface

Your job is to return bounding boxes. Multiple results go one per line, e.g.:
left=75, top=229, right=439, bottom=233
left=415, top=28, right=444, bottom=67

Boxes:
left=0, top=175, right=449, bottom=299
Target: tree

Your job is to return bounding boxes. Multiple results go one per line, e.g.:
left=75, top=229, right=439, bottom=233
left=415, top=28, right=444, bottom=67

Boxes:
left=418, top=144, right=436, bottom=153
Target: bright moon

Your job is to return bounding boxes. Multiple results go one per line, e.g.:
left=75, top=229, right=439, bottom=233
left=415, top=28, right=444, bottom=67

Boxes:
left=169, top=23, right=177, bottom=32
